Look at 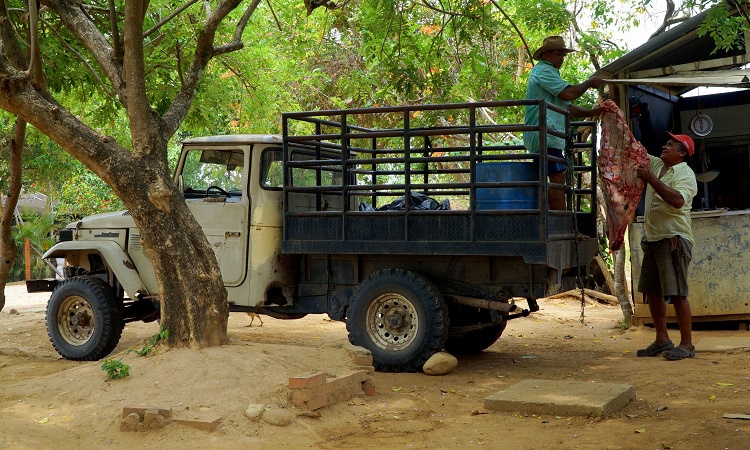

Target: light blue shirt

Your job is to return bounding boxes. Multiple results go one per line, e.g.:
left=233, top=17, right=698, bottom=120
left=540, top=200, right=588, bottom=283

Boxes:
left=523, top=60, right=570, bottom=151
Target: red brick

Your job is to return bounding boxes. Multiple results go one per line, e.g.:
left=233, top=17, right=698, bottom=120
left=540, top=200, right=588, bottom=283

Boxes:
left=289, top=370, right=374, bottom=410
left=351, top=354, right=373, bottom=366
left=172, top=411, right=222, bottom=431
left=121, top=405, right=172, bottom=419
left=288, top=372, right=327, bottom=389
left=290, top=389, right=309, bottom=405
left=301, top=394, right=328, bottom=411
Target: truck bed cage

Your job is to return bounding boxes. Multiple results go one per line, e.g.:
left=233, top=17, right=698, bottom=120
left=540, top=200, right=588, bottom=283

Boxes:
left=281, top=100, right=598, bottom=264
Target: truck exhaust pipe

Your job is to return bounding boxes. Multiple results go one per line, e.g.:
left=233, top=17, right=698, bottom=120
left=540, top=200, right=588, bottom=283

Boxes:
left=448, top=295, right=518, bottom=313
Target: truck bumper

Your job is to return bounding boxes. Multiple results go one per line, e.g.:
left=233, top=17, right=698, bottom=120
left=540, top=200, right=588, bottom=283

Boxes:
left=26, top=279, right=58, bottom=293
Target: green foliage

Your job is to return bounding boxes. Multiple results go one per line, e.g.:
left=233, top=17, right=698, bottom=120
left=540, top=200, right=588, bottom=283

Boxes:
left=698, top=3, right=747, bottom=53
left=9, top=213, right=57, bottom=282
left=101, top=358, right=131, bottom=381
left=131, top=326, right=169, bottom=357
left=617, top=317, right=630, bottom=331
left=56, top=169, right=124, bottom=221
left=4, top=0, right=725, bottom=251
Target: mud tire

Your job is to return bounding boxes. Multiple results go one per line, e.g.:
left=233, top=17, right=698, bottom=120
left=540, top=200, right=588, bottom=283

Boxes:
left=46, top=276, right=124, bottom=361
left=444, top=305, right=506, bottom=354
left=347, top=269, right=449, bottom=372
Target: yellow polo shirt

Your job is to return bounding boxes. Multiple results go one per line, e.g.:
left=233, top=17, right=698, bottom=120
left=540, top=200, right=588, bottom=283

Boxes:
left=643, top=154, right=698, bottom=244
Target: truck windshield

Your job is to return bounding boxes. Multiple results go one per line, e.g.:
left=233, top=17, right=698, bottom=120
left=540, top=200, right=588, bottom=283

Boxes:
left=181, top=149, right=245, bottom=197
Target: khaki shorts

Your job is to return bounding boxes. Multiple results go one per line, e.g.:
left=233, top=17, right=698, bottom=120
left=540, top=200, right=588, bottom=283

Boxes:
left=638, top=236, right=692, bottom=298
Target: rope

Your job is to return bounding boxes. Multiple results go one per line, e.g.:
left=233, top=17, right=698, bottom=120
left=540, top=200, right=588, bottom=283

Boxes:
left=566, top=141, right=586, bottom=324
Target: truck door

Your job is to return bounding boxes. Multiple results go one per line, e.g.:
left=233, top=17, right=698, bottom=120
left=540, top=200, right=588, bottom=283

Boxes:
left=178, top=146, right=249, bottom=286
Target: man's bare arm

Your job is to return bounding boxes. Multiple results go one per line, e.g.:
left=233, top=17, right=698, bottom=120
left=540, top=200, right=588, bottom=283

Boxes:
left=558, top=76, right=604, bottom=101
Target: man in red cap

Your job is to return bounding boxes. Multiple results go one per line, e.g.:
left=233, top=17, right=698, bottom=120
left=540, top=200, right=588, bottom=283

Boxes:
left=636, top=133, right=698, bottom=360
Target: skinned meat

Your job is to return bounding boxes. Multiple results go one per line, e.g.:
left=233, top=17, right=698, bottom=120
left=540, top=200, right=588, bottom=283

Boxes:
left=598, top=99, right=649, bottom=251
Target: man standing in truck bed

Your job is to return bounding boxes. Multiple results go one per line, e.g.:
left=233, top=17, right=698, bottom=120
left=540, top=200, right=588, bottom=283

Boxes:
left=524, top=35, right=603, bottom=210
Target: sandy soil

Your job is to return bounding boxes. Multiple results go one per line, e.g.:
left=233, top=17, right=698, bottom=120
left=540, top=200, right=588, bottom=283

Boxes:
left=1, top=282, right=749, bottom=449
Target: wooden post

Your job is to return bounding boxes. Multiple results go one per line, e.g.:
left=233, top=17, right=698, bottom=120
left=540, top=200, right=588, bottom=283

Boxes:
left=24, top=237, right=31, bottom=280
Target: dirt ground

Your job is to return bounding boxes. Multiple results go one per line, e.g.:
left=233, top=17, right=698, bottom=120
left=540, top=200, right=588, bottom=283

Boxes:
left=1, top=282, right=749, bottom=450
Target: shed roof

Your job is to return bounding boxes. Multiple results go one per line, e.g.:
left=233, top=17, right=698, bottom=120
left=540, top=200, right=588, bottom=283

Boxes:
left=606, top=69, right=750, bottom=89
left=597, top=6, right=749, bottom=93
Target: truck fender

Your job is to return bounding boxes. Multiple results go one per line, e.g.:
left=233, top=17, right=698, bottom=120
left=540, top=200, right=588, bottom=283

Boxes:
left=43, top=241, right=148, bottom=300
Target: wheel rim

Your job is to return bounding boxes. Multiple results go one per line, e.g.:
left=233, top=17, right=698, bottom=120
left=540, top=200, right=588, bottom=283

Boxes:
left=57, top=294, right=95, bottom=346
left=365, top=292, right=419, bottom=351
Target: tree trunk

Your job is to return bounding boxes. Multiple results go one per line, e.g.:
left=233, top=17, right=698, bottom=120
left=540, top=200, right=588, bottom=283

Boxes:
left=0, top=0, right=256, bottom=347
left=0, top=117, right=25, bottom=312
left=105, top=154, right=230, bottom=348
left=613, top=246, right=633, bottom=324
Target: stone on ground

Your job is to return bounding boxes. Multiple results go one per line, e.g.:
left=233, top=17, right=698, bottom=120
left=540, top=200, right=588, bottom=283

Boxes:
left=484, top=379, right=635, bottom=416
left=423, top=352, right=458, bottom=375
left=261, top=408, right=294, bottom=426
left=696, top=337, right=750, bottom=352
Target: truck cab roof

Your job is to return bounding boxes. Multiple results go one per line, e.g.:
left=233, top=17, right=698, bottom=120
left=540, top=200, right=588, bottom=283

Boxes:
left=180, top=134, right=282, bottom=145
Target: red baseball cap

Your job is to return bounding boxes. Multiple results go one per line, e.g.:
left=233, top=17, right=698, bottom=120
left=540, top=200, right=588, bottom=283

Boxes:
left=667, top=132, right=694, bottom=156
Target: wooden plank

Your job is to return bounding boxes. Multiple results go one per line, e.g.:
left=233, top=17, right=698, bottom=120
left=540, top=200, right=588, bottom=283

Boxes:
left=626, top=55, right=750, bottom=79
left=547, top=288, right=618, bottom=305
left=594, top=255, right=615, bottom=295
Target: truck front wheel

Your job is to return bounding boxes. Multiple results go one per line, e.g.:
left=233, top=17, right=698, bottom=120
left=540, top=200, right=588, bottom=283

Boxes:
left=46, top=276, right=124, bottom=361
left=346, top=269, right=449, bottom=372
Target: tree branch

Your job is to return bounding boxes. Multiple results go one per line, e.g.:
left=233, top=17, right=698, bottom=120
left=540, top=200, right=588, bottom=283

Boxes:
left=649, top=0, right=677, bottom=40
left=163, top=0, right=257, bottom=133
left=419, top=0, right=478, bottom=19
left=143, top=0, right=201, bottom=39
left=42, top=0, right=124, bottom=101
left=123, top=0, right=153, bottom=150
left=488, top=0, right=533, bottom=66
left=570, top=12, right=601, bottom=70
left=265, top=0, right=283, bottom=32
left=40, top=17, right=115, bottom=96
left=0, top=3, right=29, bottom=70
left=27, top=0, right=46, bottom=88
left=213, top=0, right=261, bottom=55
left=108, top=0, right=122, bottom=61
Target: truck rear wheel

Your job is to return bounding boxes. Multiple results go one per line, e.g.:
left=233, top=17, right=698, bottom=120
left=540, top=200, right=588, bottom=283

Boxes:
left=444, top=306, right=506, bottom=354
left=346, top=269, right=449, bottom=372
left=46, top=276, right=124, bottom=361
left=445, top=324, right=506, bottom=354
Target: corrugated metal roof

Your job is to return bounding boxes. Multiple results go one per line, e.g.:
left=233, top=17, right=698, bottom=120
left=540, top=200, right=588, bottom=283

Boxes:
left=605, top=68, right=750, bottom=89
left=599, top=7, right=747, bottom=78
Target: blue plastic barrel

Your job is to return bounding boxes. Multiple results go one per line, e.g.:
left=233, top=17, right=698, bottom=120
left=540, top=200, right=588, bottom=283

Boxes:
left=476, top=162, right=539, bottom=210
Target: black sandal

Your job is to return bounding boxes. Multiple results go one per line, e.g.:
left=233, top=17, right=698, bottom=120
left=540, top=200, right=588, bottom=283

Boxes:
left=636, top=340, right=674, bottom=357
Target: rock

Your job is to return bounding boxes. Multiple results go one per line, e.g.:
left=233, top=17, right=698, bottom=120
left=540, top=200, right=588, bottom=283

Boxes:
left=261, top=408, right=294, bottom=426
left=144, top=409, right=166, bottom=430
left=423, top=352, right=458, bottom=375
left=8, top=309, right=18, bottom=315
left=342, top=342, right=371, bottom=356
left=146, top=414, right=165, bottom=430
left=120, top=412, right=141, bottom=432
left=244, top=404, right=265, bottom=421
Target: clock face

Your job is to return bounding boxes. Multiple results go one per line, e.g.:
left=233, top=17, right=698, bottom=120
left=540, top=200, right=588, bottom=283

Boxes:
left=690, top=113, right=713, bottom=137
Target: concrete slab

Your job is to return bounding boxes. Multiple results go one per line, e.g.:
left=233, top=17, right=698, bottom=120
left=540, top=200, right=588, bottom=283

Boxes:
left=484, top=379, right=635, bottom=417
left=698, top=337, right=750, bottom=352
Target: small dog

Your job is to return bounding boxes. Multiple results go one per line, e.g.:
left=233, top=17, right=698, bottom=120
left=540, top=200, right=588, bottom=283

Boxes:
left=246, top=312, right=264, bottom=327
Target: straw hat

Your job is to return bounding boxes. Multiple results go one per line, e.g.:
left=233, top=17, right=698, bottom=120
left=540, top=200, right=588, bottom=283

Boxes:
left=532, top=36, right=576, bottom=60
